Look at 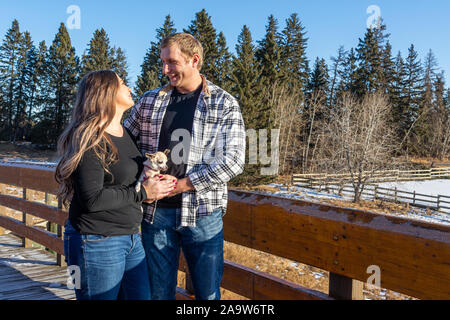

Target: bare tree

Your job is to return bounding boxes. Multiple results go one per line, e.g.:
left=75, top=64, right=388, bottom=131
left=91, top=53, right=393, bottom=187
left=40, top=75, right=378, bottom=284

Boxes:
left=267, top=82, right=306, bottom=174
left=316, top=92, right=398, bottom=202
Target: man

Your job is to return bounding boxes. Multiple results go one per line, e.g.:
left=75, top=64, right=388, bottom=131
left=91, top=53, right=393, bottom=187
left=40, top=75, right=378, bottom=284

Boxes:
left=124, top=33, right=246, bottom=300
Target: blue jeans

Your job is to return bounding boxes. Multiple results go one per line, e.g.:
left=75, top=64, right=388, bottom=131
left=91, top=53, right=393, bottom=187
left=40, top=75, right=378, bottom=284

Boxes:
left=141, top=207, right=224, bottom=300
left=63, top=220, right=151, bottom=300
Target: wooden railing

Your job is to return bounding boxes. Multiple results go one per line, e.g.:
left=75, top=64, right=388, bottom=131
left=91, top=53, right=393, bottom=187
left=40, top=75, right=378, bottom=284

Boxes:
left=1, top=162, right=449, bottom=300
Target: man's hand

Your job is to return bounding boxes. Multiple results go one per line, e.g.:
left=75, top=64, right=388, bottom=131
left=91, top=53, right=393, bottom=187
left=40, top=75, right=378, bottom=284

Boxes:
left=142, top=175, right=177, bottom=203
left=167, top=177, right=194, bottom=197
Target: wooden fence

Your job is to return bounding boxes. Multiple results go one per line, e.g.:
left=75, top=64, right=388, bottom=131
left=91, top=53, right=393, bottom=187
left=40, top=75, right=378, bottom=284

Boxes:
left=292, top=168, right=450, bottom=186
left=0, top=162, right=449, bottom=300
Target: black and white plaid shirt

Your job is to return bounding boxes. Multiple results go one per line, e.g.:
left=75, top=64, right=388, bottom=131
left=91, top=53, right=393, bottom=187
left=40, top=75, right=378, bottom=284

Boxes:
left=124, top=76, right=246, bottom=227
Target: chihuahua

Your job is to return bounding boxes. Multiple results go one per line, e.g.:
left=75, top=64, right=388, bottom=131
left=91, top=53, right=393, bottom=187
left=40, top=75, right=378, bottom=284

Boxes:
left=135, top=149, right=170, bottom=192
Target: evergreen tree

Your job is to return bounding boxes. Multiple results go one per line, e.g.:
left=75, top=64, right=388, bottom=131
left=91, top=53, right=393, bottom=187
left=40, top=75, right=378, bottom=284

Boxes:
left=81, top=28, right=113, bottom=76
left=391, top=51, right=409, bottom=140
left=214, top=32, right=233, bottom=91
left=380, top=41, right=396, bottom=98
left=184, top=9, right=219, bottom=82
left=338, top=48, right=358, bottom=94
left=354, top=23, right=389, bottom=96
left=0, top=19, right=22, bottom=139
left=81, top=28, right=129, bottom=83
left=307, top=57, right=329, bottom=97
left=404, top=44, right=424, bottom=133
left=14, top=31, right=37, bottom=141
left=230, top=25, right=261, bottom=129
left=135, top=14, right=176, bottom=97
left=279, top=13, right=309, bottom=95
left=34, top=41, right=51, bottom=121
left=46, top=23, right=79, bottom=143
left=256, top=15, right=281, bottom=85
left=111, top=46, right=129, bottom=84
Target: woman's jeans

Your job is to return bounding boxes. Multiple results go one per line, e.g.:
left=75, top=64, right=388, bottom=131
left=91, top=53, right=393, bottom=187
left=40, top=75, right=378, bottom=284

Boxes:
left=141, top=207, right=224, bottom=300
left=64, top=220, right=151, bottom=300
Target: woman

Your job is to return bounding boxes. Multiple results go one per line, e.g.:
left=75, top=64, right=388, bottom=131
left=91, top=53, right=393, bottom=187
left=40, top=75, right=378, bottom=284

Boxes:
left=55, top=70, right=176, bottom=300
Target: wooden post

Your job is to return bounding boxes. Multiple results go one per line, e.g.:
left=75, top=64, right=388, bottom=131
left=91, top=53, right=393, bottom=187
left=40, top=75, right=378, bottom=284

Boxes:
left=0, top=184, right=5, bottom=235
left=413, top=191, right=416, bottom=205
left=329, top=273, right=364, bottom=300
left=57, top=198, right=66, bottom=267
left=180, top=251, right=195, bottom=295
left=22, top=188, right=32, bottom=248
left=394, top=187, right=397, bottom=203
left=374, top=185, right=378, bottom=200
left=437, top=195, right=441, bottom=211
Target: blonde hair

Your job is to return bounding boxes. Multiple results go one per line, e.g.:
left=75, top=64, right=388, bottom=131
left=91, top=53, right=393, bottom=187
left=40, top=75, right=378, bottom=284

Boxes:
left=161, top=33, right=204, bottom=71
left=55, top=70, right=120, bottom=206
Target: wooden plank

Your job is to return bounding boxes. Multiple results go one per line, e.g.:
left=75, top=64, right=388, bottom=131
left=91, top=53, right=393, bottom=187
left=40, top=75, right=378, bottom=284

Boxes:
left=222, top=260, right=331, bottom=300
left=0, top=164, right=58, bottom=194
left=225, top=190, right=450, bottom=300
left=0, top=216, right=64, bottom=255
left=0, top=193, right=67, bottom=226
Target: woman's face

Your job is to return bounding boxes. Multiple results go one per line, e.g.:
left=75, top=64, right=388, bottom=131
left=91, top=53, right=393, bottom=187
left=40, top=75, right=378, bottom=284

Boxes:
left=115, top=75, right=134, bottom=111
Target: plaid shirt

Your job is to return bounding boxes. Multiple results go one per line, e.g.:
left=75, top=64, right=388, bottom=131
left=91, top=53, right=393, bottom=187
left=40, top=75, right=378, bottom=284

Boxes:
left=124, top=76, right=246, bottom=227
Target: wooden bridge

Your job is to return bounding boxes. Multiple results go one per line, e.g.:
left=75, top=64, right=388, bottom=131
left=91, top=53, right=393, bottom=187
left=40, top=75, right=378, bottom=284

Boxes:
left=0, top=162, right=449, bottom=300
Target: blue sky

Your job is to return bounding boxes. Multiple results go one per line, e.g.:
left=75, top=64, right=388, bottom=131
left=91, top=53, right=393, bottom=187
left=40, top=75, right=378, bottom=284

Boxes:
left=1, top=0, right=449, bottom=88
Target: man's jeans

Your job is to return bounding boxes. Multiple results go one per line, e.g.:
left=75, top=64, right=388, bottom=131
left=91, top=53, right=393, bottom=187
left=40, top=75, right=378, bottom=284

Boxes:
left=64, top=220, right=151, bottom=300
left=141, top=207, right=224, bottom=300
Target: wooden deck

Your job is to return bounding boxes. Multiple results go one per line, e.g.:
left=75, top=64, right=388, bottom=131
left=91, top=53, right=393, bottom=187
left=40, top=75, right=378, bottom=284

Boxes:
left=0, top=233, right=75, bottom=300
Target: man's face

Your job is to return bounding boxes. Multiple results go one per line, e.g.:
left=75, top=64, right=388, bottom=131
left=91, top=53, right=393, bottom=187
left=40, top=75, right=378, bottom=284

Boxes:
left=161, top=44, right=197, bottom=89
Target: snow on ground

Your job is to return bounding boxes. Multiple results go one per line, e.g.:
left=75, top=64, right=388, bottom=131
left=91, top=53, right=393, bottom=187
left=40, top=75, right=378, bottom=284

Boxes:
left=0, top=158, right=57, bottom=167
left=376, top=179, right=449, bottom=197
left=266, top=182, right=450, bottom=226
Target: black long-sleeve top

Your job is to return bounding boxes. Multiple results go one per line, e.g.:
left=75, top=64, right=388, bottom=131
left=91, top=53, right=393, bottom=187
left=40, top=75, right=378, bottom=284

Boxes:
left=68, top=127, right=147, bottom=236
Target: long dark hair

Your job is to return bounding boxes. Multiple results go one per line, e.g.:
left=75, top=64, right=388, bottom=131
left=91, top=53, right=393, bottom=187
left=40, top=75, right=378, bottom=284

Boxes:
left=55, top=70, right=120, bottom=206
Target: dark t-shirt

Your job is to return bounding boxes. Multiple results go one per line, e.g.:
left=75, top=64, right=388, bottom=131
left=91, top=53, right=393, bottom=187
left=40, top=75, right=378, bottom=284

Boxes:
left=157, top=85, right=202, bottom=208
left=68, top=127, right=147, bottom=236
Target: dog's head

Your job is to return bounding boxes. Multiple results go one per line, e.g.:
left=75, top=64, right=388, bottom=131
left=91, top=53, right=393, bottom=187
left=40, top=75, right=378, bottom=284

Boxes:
left=144, top=149, right=170, bottom=172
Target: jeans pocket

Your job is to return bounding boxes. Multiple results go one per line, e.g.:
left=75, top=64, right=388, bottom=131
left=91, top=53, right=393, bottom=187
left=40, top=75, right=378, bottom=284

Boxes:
left=82, top=234, right=111, bottom=243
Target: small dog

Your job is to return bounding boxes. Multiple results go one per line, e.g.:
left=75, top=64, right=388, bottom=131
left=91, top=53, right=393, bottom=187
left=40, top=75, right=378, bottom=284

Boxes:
left=135, top=149, right=170, bottom=192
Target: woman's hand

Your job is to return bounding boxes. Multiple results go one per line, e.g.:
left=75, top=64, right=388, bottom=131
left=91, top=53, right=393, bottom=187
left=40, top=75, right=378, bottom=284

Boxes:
left=142, top=176, right=177, bottom=203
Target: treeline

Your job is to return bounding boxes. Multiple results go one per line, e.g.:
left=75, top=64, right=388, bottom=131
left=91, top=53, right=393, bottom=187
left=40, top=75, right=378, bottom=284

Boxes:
left=0, top=10, right=449, bottom=176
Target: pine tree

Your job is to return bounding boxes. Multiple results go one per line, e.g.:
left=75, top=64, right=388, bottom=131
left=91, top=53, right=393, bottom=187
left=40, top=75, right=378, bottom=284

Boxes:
left=184, top=9, right=219, bottom=83
left=354, top=23, right=389, bottom=96
left=278, top=13, right=309, bottom=95
left=47, top=23, right=79, bottom=143
left=230, top=25, right=261, bottom=129
left=404, top=44, right=424, bottom=131
left=81, top=28, right=113, bottom=77
left=135, top=14, right=176, bottom=97
left=111, top=46, right=129, bottom=84
left=380, top=41, right=396, bottom=98
left=256, top=15, right=281, bottom=85
left=14, top=31, right=38, bottom=141
left=214, top=32, right=233, bottom=91
left=34, top=41, right=51, bottom=121
left=307, top=57, right=329, bottom=97
left=391, top=51, right=409, bottom=141
left=0, top=19, right=22, bottom=139
left=338, top=48, right=358, bottom=94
